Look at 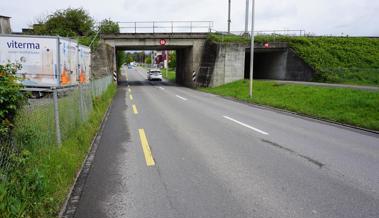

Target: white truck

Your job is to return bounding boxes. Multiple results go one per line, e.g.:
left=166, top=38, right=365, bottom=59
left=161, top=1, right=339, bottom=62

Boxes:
left=0, top=34, right=91, bottom=88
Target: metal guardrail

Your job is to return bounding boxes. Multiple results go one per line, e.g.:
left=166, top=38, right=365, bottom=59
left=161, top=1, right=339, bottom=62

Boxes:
left=211, top=29, right=306, bottom=37
left=118, top=21, right=214, bottom=33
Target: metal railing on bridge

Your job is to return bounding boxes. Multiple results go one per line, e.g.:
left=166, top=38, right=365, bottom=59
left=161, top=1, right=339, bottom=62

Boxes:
left=118, top=21, right=214, bottom=33
left=211, top=29, right=306, bottom=37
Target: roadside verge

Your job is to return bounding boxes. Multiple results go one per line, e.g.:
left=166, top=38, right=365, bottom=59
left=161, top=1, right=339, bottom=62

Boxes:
left=200, top=80, right=379, bottom=134
left=59, top=99, right=113, bottom=218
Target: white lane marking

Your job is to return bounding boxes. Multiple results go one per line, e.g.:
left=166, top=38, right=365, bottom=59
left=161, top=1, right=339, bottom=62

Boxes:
left=175, top=95, right=188, bottom=101
left=158, top=87, right=165, bottom=90
left=223, top=115, right=269, bottom=135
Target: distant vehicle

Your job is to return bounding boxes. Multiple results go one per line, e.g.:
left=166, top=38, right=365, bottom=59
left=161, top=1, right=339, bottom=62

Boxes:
left=128, top=64, right=133, bottom=69
left=147, top=69, right=163, bottom=81
left=131, top=62, right=138, bottom=67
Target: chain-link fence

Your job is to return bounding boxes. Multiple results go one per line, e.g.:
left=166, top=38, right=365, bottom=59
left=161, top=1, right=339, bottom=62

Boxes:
left=0, top=75, right=113, bottom=174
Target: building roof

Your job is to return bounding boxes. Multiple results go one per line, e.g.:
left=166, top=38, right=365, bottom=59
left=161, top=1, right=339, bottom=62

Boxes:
left=0, top=15, right=11, bottom=19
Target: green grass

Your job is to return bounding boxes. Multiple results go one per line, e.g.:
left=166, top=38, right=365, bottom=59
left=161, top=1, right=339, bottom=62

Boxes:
left=208, top=33, right=250, bottom=43
left=208, top=33, right=379, bottom=86
left=0, top=83, right=116, bottom=217
left=201, top=80, right=379, bottom=131
left=162, top=69, right=176, bottom=82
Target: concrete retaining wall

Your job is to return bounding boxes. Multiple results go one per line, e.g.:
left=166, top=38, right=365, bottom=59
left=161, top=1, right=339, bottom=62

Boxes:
left=285, top=48, right=315, bottom=81
left=91, top=42, right=115, bottom=79
left=197, top=42, right=245, bottom=87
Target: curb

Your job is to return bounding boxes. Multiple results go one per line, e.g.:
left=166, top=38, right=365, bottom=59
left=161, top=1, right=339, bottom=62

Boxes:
left=59, top=101, right=113, bottom=218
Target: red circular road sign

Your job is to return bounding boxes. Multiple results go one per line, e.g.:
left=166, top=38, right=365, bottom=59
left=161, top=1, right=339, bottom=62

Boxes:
left=160, top=39, right=167, bottom=46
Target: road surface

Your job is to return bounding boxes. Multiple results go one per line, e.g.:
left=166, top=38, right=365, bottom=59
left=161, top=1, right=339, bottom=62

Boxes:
left=74, top=66, right=379, bottom=218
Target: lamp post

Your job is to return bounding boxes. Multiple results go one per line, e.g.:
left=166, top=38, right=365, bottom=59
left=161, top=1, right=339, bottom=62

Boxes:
left=228, top=0, right=231, bottom=33
left=245, top=0, right=249, bottom=34
left=249, top=0, right=255, bottom=98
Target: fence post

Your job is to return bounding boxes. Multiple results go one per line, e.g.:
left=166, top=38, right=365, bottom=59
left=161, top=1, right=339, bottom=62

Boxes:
left=153, top=21, right=155, bottom=33
left=53, top=87, right=62, bottom=146
left=171, top=21, right=174, bottom=33
left=79, top=84, right=84, bottom=122
left=134, top=22, right=137, bottom=33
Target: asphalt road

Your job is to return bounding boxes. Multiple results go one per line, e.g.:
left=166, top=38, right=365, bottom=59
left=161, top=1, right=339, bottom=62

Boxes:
left=74, top=66, right=379, bottom=218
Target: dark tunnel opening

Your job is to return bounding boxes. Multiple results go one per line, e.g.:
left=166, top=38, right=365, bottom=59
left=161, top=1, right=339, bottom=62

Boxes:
left=244, top=48, right=315, bottom=81
left=244, top=49, right=287, bottom=80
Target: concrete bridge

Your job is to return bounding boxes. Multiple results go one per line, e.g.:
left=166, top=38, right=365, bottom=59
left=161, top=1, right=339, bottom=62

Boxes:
left=98, top=32, right=314, bottom=87
left=102, top=33, right=208, bottom=87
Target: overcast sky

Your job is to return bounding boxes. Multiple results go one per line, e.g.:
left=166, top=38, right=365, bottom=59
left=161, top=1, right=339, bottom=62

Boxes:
left=1, top=0, right=378, bottom=36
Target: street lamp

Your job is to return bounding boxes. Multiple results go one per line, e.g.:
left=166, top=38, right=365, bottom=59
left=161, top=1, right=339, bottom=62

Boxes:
left=249, top=0, right=255, bottom=98
left=228, top=0, right=231, bottom=33
left=245, top=0, right=249, bottom=34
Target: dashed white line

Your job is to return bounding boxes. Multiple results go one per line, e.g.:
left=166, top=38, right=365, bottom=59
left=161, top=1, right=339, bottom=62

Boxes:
left=223, top=115, right=269, bottom=135
left=158, top=87, right=165, bottom=90
left=175, top=95, right=188, bottom=101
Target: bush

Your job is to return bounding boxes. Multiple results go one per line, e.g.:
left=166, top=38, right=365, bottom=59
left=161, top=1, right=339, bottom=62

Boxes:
left=0, top=63, right=26, bottom=139
left=0, top=150, right=46, bottom=217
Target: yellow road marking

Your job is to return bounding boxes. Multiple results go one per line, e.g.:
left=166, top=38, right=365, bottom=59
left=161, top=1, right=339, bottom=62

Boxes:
left=129, top=94, right=133, bottom=100
left=132, top=104, right=138, bottom=114
left=138, top=129, right=155, bottom=166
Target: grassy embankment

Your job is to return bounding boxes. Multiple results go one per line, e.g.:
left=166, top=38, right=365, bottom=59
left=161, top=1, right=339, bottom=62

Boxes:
left=208, top=33, right=379, bottom=86
left=201, top=80, right=379, bottom=131
left=162, top=69, right=176, bottom=82
left=0, top=84, right=116, bottom=217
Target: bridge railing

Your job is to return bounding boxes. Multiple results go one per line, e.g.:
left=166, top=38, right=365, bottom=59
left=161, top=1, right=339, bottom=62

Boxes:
left=211, top=29, right=306, bottom=37
left=118, top=21, right=214, bottom=33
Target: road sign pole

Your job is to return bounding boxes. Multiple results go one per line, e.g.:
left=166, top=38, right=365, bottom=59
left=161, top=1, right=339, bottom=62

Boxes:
left=249, top=0, right=255, bottom=98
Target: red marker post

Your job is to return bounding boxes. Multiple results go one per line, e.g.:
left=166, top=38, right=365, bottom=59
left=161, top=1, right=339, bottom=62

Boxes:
left=160, top=39, right=167, bottom=46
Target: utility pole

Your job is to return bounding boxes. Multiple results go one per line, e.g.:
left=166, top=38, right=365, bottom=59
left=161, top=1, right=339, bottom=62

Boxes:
left=228, top=0, right=231, bottom=33
left=245, top=0, right=249, bottom=34
left=249, top=0, right=255, bottom=98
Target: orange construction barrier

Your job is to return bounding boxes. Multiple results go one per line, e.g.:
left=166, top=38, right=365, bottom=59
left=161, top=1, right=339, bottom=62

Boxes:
left=61, top=68, right=70, bottom=85
left=79, top=69, right=86, bottom=84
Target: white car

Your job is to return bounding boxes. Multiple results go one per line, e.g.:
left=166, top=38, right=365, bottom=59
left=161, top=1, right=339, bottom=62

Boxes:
left=147, top=69, right=163, bottom=81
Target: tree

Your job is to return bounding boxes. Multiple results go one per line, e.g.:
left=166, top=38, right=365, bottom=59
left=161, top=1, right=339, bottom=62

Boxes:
left=125, top=53, right=134, bottom=64
left=98, top=19, right=120, bottom=34
left=168, top=51, right=176, bottom=69
left=33, top=8, right=95, bottom=37
left=116, top=51, right=127, bottom=71
left=145, top=56, right=152, bottom=65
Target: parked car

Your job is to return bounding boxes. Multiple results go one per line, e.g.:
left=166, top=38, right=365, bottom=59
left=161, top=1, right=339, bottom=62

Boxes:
left=147, top=69, right=163, bottom=81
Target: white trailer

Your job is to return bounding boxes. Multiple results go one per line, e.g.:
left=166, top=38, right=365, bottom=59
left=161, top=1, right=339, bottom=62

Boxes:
left=0, top=34, right=91, bottom=88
